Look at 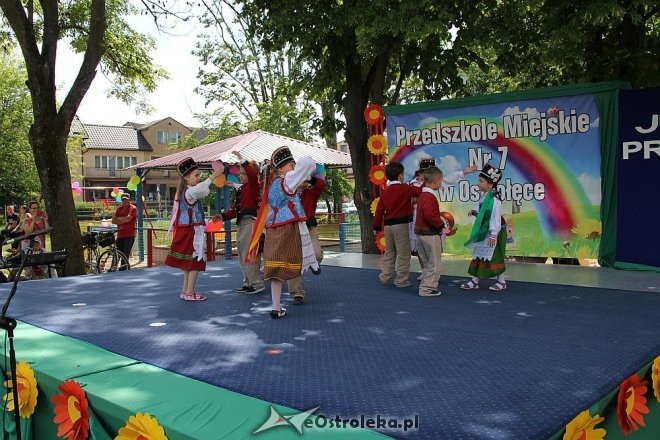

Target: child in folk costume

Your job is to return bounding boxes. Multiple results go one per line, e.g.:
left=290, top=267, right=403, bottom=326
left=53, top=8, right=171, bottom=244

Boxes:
left=373, top=162, right=423, bottom=288
left=460, top=163, right=507, bottom=291
left=247, top=146, right=318, bottom=318
left=166, top=157, right=224, bottom=301
left=287, top=169, right=325, bottom=305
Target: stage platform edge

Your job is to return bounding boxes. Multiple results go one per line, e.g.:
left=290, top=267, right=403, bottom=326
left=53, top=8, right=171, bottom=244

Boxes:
left=0, top=321, right=389, bottom=440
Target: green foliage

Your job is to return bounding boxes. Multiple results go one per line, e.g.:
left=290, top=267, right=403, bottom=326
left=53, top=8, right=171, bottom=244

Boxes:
left=458, top=0, right=659, bottom=91
left=323, top=169, right=353, bottom=213
left=194, top=0, right=315, bottom=139
left=0, top=55, right=40, bottom=207
left=62, top=0, right=168, bottom=111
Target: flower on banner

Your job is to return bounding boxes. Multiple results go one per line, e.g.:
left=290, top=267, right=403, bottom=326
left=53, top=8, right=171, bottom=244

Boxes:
left=617, top=373, right=649, bottom=435
left=367, top=135, right=387, bottom=155
left=52, top=380, right=90, bottom=440
left=571, top=219, right=602, bottom=240
left=563, top=409, right=605, bottom=440
left=3, top=361, right=38, bottom=418
left=116, top=413, right=168, bottom=440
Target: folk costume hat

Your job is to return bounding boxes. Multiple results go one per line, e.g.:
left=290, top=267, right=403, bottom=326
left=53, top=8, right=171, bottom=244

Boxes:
left=480, top=162, right=503, bottom=184
left=418, top=158, right=436, bottom=171
left=177, top=157, right=198, bottom=177
left=272, top=146, right=295, bottom=168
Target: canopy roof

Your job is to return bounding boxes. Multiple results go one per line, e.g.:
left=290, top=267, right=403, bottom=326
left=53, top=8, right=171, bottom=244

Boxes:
left=130, top=130, right=352, bottom=170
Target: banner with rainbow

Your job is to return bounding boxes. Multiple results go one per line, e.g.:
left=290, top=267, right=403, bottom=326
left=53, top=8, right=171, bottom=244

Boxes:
left=385, top=95, right=602, bottom=259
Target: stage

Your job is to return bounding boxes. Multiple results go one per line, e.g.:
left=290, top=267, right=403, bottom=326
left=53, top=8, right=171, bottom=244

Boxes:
left=1, top=256, right=659, bottom=439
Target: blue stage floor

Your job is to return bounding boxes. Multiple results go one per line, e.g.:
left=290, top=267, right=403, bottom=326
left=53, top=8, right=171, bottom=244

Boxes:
left=2, top=262, right=659, bottom=439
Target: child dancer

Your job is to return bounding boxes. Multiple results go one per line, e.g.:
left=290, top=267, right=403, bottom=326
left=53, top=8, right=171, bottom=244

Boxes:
left=256, top=146, right=318, bottom=318
left=166, top=157, right=224, bottom=300
left=373, top=162, right=423, bottom=288
left=287, top=170, right=325, bottom=305
left=460, top=163, right=507, bottom=291
left=222, top=151, right=265, bottom=294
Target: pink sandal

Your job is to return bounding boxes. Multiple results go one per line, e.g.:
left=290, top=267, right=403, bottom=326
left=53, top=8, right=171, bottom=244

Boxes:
left=183, top=292, right=206, bottom=301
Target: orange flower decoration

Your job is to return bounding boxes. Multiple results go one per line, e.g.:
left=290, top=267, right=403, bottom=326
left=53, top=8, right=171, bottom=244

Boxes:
left=617, top=373, right=649, bottom=435
left=652, top=356, right=660, bottom=402
left=363, top=104, right=384, bottom=125
left=370, top=198, right=380, bottom=215
left=369, top=165, right=387, bottom=187
left=563, top=410, right=606, bottom=440
left=3, top=361, right=38, bottom=418
left=367, top=135, right=388, bottom=155
left=51, top=380, right=90, bottom=440
left=375, top=231, right=386, bottom=253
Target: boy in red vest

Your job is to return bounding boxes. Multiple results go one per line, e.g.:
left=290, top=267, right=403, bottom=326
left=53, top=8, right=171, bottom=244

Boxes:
left=222, top=151, right=265, bottom=294
left=373, top=162, right=422, bottom=288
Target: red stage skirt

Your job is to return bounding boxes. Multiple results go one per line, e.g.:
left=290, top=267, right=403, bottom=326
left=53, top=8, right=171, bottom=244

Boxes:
left=165, top=226, right=206, bottom=271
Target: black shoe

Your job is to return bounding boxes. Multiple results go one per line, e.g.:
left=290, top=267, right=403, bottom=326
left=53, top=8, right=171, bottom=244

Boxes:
left=311, top=266, right=321, bottom=275
left=270, top=309, right=286, bottom=319
left=243, top=286, right=257, bottom=294
left=236, top=285, right=250, bottom=293
left=293, top=295, right=304, bottom=305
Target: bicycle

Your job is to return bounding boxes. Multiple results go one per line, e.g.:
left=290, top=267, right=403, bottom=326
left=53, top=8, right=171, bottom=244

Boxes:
left=82, top=231, right=100, bottom=274
left=81, top=231, right=131, bottom=273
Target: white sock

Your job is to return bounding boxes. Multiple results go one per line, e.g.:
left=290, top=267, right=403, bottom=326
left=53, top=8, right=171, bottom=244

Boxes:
left=496, top=274, right=505, bottom=284
left=472, top=276, right=479, bottom=284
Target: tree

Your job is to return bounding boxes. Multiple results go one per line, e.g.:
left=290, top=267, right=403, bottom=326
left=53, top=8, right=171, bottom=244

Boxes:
left=237, top=0, right=487, bottom=252
left=194, top=0, right=316, bottom=140
left=462, top=1, right=659, bottom=90
left=0, top=54, right=40, bottom=208
left=0, top=0, right=167, bottom=273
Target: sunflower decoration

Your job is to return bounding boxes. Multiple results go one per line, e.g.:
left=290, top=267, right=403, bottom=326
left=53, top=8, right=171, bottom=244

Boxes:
left=3, top=361, right=38, bottom=418
left=571, top=219, right=602, bottom=240
left=367, top=135, right=388, bottom=155
left=116, top=413, right=168, bottom=440
left=375, top=231, right=386, bottom=253
left=369, top=165, right=387, bottom=187
left=616, top=373, right=649, bottom=435
left=652, top=356, right=660, bottom=402
left=563, top=410, right=606, bottom=440
left=51, top=380, right=90, bottom=440
left=370, top=198, right=380, bottom=215
left=363, top=104, right=385, bottom=126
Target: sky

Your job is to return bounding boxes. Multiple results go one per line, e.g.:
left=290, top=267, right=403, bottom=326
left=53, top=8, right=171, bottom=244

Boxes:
left=55, top=11, right=208, bottom=128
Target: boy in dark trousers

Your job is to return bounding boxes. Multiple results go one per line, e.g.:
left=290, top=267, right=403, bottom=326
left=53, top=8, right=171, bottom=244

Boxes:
left=373, top=162, right=423, bottom=288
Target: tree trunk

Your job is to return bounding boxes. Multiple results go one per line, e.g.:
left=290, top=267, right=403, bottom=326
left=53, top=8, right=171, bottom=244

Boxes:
left=30, top=116, right=85, bottom=275
left=343, top=56, right=378, bottom=254
left=321, top=102, right=344, bottom=214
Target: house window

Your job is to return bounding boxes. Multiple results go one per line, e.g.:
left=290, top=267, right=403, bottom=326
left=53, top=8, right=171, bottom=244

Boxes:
left=157, top=130, right=183, bottom=144
left=131, top=157, right=137, bottom=166
left=95, top=156, right=101, bottom=168
left=101, top=156, right=108, bottom=169
left=157, top=130, right=168, bottom=144
left=117, top=157, right=124, bottom=169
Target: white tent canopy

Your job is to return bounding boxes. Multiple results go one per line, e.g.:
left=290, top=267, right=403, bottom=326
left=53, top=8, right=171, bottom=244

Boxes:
left=130, top=130, right=352, bottom=170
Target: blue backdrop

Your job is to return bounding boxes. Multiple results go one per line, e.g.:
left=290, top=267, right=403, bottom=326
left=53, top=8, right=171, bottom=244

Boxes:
left=616, top=88, right=660, bottom=268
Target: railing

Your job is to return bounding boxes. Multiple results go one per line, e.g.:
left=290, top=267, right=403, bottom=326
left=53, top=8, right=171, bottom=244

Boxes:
left=143, top=227, right=238, bottom=268
left=339, top=222, right=362, bottom=253
left=83, top=167, right=173, bottom=179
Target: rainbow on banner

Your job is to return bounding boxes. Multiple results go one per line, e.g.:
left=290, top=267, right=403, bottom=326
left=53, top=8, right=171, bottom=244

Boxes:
left=389, top=116, right=593, bottom=237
